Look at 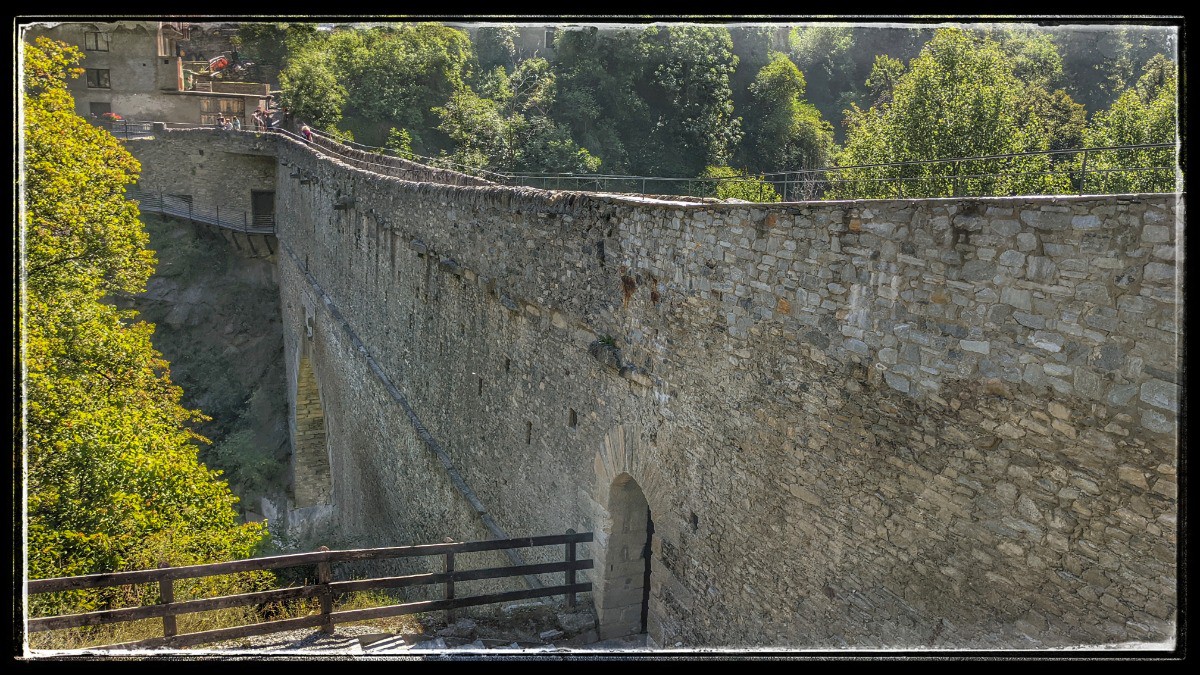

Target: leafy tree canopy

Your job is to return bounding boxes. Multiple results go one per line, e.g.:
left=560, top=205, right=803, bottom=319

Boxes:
left=834, top=28, right=1069, bottom=198
left=21, top=37, right=266, bottom=613
left=741, top=52, right=834, bottom=172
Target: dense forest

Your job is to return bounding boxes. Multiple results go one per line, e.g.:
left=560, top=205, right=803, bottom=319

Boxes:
left=241, top=21, right=1180, bottom=198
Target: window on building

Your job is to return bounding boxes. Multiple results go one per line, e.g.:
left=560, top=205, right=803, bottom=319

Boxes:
left=545, top=28, right=557, bottom=49
left=84, top=31, right=111, bottom=51
left=85, top=69, right=110, bottom=89
left=88, top=101, right=112, bottom=117
left=201, top=97, right=245, bottom=115
left=200, top=97, right=245, bottom=125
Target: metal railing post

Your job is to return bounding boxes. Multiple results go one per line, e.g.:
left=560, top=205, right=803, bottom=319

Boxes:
left=565, top=529, right=577, bottom=609
left=1078, top=149, right=1089, bottom=195
left=158, top=561, right=176, bottom=639
left=316, top=546, right=334, bottom=634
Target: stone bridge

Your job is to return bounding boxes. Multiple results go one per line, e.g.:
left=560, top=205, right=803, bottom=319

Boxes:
left=126, top=128, right=1181, bottom=649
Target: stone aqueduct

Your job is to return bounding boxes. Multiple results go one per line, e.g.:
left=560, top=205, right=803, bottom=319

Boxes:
left=127, top=128, right=1181, bottom=649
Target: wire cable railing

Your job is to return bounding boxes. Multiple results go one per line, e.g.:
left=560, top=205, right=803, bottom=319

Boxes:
left=128, top=186, right=276, bottom=235
left=296, top=131, right=1178, bottom=201
left=306, top=128, right=512, bottom=183
left=114, top=120, right=1180, bottom=202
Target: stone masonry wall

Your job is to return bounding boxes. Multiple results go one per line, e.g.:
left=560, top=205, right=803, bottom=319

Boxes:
left=127, top=129, right=278, bottom=215
left=134, top=130, right=1181, bottom=649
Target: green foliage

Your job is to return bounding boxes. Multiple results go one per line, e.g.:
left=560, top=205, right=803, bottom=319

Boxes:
left=325, top=125, right=355, bottom=143
left=741, top=52, right=834, bottom=172
left=1082, top=55, right=1178, bottom=194
left=789, top=25, right=859, bottom=117
left=989, top=27, right=1065, bottom=89
left=642, top=26, right=743, bottom=177
left=834, top=28, right=1071, bottom=199
left=789, top=25, right=933, bottom=141
left=1052, top=26, right=1176, bottom=111
left=865, top=55, right=904, bottom=107
left=237, top=22, right=318, bottom=70
left=278, top=48, right=346, bottom=129
left=549, top=26, right=648, bottom=174
left=386, top=127, right=416, bottom=158
left=1021, top=86, right=1088, bottom=152
left=474, top=24, right=519, bottom=72
left=1135, top=53, right=1177, bottom=101
left=21, top=38, right=267, bottom=614
left=702, top=165, right=782, bottom=202
left=434, top=57, right=601, bottom=174
left=321, top=23, right=475, bottom=150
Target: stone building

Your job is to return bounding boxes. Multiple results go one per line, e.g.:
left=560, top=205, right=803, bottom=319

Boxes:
left=22, top=20, right=269, bottom=127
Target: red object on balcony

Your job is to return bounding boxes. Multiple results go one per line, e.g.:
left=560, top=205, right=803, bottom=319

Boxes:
left=208, top=55, right=229, bottom=72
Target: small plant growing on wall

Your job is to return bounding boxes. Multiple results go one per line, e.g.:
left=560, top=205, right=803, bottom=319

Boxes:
left=589, top=335, right=623, bottom=371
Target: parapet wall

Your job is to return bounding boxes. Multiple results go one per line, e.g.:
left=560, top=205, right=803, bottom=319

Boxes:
left=136, top=129, right=1181, bottom=648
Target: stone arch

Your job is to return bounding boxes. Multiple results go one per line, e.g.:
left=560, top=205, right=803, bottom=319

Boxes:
left=591, top=425, right=667, bottom=641
left=291, top=346, right=331, bottom=507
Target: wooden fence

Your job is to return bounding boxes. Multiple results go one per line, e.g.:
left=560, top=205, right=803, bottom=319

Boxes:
left=27, top=531, right=592, bottom=650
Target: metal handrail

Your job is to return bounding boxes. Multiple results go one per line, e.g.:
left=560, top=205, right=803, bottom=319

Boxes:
left=128, top=186, right=276, bottom=235
left=114, top=120, right=1179, bottom=200
left=301, top=130, right=1178, bottom=199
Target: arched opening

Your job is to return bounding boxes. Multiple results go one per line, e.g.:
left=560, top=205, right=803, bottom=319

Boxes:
left=292, top=353, right=331, bottom=507
left=596, top=473, right=653, bottom=639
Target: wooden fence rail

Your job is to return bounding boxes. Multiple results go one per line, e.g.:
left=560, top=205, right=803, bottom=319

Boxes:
left=27, top=530, right=592, bottom=650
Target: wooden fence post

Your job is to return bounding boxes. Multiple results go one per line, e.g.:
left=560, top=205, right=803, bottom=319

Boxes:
left=443, top=537, right=456, bottom=623
left=565, top=529, right=577, bottom=609
left=317, top=546, right=334, bottom=634
left=158, top=561, right=176, bottom=639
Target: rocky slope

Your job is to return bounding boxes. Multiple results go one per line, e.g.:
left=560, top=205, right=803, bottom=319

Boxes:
left=117, top=213, right=289, bottom=521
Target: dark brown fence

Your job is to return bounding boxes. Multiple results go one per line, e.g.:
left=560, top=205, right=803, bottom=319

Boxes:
left=27, top=530, right=592, bottom=650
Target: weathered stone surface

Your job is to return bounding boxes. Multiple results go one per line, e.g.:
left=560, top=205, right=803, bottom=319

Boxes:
left=1139, top=379, right=1178, bottom=412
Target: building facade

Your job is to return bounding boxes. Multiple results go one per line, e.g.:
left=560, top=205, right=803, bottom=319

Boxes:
left=23, top=21, right=269, bottom=127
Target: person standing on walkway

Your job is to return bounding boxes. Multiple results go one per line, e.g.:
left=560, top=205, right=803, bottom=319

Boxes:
left=233, top=116, right=242, bottom=131
left=301, top=124, right=313, bottom=143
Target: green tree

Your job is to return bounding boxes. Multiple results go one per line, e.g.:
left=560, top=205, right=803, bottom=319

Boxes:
left=434, top=60, right=601, bottom=174
left=834, top=28, right=1069, bottom=199
left=640, top=26, right=743, bottom=177
left=1052, top=26, right=1176, bottom=112
left=385, top=127, right=416, bottom=159
left=865, top=55, right=905, bottom=107
left=549, top=26, right=650, bottom=174
left=21, top=38, right=266, bottom=614
left=1082, top=54, right=1178, bottom=194
left=278, top=48, right=346, bottom=130
left=702, top=165, right=782, bottom=202
left=789, top=25, right=933, bottom=141
left=474, top=24, right=519, bottom=72
left=329, top=24, right=475, bottom=151
left=741, top=52, right=835, bottom=172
